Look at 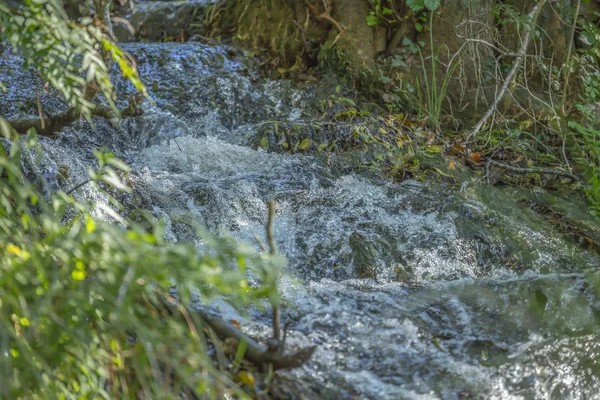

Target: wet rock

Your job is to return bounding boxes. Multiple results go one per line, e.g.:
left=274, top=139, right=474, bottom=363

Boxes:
left=349, top=232, right=378, bottom=279
left=115, top=0, right=213, bottom=42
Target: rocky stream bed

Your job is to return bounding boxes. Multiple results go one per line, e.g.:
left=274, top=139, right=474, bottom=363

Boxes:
left=3, top=6, right=600, bottom=397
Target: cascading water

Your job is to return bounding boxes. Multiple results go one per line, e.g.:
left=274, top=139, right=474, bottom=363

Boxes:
left=3, top=40, right=600, bottom=399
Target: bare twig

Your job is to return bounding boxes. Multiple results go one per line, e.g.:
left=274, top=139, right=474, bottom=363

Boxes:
left=458, top=38, right=521, bottom=58
left=487, top=158, right=578, bottom=180
left=293, top=20, right=313, bottom=56
left=266, top=200, right=277, bottom=255
left=65, top=179, right=90, bottom=194
left=7, top=97, right=143, bottom=137
left=266, top=200, right=281, bottom=343
left=172, top=138, right=184, bottom=153
left=558, top=0, right=581, bottom=175
left=559, top=0, right=580, bottom=117
left=112, top=16, right=135, bottom=35
left=465, top=0, right=547, bottom=143
left=253, top=233, right=268, bottom=252
left=36, top=94, right=45, bottom=130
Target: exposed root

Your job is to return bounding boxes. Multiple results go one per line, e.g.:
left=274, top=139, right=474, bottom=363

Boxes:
left=305, top=0, right=345, bottom=33
left=293, top=19, right=314, bottom=57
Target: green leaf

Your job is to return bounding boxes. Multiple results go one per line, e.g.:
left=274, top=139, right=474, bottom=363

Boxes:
left=427, top=145, right=443, bottom=153
left=391, top=57, right=408, bottom=68
left=298, top=138, right=313, bottom=150
left=424, top=0, right=440, bottom=11
left=106, top=157, right=131, bottom=172
left=406, top=0, right=425, bottom=11
left=0, top=116, right=19, bottom=140
left=415, top=22, right=423, bottom=32
left=366, top=13, right=379, bottom=26
left=100, top=168, right=130, bottom=192
left=260, top=137, right=269, bottom=150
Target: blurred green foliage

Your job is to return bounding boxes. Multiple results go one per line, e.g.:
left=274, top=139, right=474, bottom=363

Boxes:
left=0, top=119, right=281, bottom=398
left=566, top=14, right=600, bottom=216
left=0, top=0, right=145, bottom=118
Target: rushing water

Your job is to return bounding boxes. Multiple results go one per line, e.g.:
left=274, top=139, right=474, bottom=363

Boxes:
left=3, top=41, right=600, bottom=399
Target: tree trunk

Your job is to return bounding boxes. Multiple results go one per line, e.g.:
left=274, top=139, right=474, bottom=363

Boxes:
left=326, top=0, right=376, bottom=79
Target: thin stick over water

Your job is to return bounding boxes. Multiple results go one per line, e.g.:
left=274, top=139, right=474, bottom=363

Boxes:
left=266, top=200, right=281, bottom=343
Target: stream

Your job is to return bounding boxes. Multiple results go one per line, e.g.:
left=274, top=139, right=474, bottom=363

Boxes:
left=3, top=39, right=600, bottom=399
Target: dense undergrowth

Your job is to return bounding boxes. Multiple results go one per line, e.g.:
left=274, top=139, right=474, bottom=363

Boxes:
left=217, top=0, right=600, bottom=217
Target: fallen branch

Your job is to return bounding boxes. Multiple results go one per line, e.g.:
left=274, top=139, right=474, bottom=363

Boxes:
left=487, top=159, right=578, bottom=181
left=8, top=107, right=107, bottom=137
left=155, top=200, right=314, bottom=371
left=198, top=307, right=314, bottom=370
left=465, top=0, right=546, bottom=143
left=161, top=293, right=315, bottom=371
left=7, top=95, right=143, bottom=137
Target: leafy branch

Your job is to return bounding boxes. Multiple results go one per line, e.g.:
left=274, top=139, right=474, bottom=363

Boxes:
left=0, top=0, right=146, bottom=121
